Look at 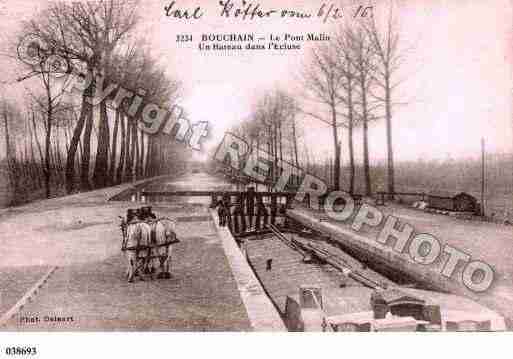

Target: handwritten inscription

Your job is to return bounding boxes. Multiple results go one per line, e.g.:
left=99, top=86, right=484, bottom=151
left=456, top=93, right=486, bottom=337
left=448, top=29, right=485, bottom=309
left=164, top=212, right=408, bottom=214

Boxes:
left=163, top=1, right=373, bottom=22
left=164, top=1, right=203, bottom=20
left=219, top=0, right=276, bottom=19
left=317, top=3, right=343, bottom=23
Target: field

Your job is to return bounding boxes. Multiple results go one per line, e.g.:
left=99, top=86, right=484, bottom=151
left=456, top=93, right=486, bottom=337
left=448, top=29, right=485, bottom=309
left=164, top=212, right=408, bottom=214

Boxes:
left=339, top=154, right=513, bottom=221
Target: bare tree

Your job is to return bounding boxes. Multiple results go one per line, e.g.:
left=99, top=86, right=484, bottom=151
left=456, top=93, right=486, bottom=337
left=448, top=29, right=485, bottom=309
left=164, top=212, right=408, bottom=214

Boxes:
left=345, top=24, right=377, bottom=196
left=20, top=54, right=69, bottom=197
left=109, top=107, right=120, bottom=181
left=20, top=1, right=140, bottom=191
left=116, top=111, right=127, bottom=182
left=1, top=99, right=21, bottom=197
left=227, top=90, right=298, bottom=190
left=364, top=5, right=407, bottom=198
left=300, top=44, right=346, bottom=190
left=333, top=28, right=360, bottom=195
left=255, top=91, right=297, bottom=189
left=290, top=115, right=300, bottom=187
left=118, top=48, right=180, bottom=181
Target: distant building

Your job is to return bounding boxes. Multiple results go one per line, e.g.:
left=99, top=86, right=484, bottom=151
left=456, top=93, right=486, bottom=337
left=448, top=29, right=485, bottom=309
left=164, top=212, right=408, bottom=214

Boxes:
left=427, top=194, right=454, bottom=211
left=427, top=192, right=478, bottom=214
left=453, top=192, right=479, bottom=213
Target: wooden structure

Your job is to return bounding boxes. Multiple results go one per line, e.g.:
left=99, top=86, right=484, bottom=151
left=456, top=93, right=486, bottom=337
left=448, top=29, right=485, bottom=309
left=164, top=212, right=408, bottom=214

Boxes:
left=140, top=187, right=296, bottom=237
left=376, top=191, right=479, bottom=214
left=452, top=192, right=479, bottom=213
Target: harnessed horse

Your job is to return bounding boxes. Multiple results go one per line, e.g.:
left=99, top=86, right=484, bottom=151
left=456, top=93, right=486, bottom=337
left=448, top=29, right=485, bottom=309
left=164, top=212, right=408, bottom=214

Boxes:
left=149, top=218, right=178, bottom=279
left=121, top=221, right=152, bottom=282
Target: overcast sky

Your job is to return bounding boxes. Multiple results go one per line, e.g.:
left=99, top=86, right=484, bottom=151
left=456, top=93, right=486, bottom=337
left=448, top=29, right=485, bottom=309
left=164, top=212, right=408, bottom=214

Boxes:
left=1, top=0, right=512, bottom=163
left=144, top=0, right=513, bottom=162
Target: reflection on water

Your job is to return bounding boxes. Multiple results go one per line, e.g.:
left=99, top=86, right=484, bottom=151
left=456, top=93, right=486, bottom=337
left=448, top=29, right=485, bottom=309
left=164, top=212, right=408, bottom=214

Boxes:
left=142, top=172, right=236, bottom=205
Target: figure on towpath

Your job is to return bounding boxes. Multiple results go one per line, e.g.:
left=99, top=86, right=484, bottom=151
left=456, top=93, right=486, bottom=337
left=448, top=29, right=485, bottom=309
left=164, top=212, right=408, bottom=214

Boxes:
left=215, top=193, right=231, bottom=227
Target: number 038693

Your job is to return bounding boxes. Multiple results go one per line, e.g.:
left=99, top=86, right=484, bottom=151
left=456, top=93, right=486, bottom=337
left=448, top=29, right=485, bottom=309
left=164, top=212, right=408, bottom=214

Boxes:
left=4, top=347, right=37, bottom=356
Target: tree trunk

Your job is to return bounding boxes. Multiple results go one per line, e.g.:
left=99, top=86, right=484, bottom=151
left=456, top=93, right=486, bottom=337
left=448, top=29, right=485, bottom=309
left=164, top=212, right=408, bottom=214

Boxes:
left=116, top=112, right=126, bottom=184
left=2, top=109, right=16, bottom=195
left=267, top=125, right=273, bottom=191
left=362, top=112, right=371, bottom=196
left=23, top=121, right=29, bottom=181
left=65, top=93, right=89, bottom=193
left=278, top=121, right=283, bottom=165
left=109, top=109, right=119, bottom=182
left=31, top=112, right=45, bottom=177
left=28, top=118, right=41, bottom=187
left=64, top=124, right=70, bottom=155
left=77, top=134, right=83, bottom=174
left=134, top=121, right=139, bottom=180
left=145, top=135, right=153, bottom=177
left=291, top=117, right=300, bottom=188
left=44, top=94, right=53, bottom=198
left=125, top=116, right=133, bottom=182
left=139, top=130, right=145, bottom=178
left=359, top=70, right=372, bottom=196
left=92, top=100, right=110, bottom=188
left=80, top=102, right=94, bottom=190
left=331, top=105, right=340, bottom=191
left=348, top=117, right=355, bottom=195
left=385, top=75, right=395, bottom=199
left=55, top=132, right=63, bottom=185
left=3, top=110, right=10, bottom=162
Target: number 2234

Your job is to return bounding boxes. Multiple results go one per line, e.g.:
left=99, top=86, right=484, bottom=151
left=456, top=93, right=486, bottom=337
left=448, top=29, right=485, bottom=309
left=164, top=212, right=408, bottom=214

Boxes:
left=176, top=34, right=192, bottom=42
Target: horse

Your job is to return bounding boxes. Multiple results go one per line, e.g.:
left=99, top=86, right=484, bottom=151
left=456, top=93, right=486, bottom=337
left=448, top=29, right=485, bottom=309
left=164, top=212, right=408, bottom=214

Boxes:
left=123, top=221, right=152, bottom=282
left=150, top=218, right=178, bottom=279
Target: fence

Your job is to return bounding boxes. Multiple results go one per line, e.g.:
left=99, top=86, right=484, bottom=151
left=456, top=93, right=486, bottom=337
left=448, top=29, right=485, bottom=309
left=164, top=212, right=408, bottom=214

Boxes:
left=140, top=187, right=296, bottom=236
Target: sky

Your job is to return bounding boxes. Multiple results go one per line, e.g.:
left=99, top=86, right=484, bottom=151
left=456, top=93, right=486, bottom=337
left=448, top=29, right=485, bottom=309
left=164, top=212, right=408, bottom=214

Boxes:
left=141, top=0, right=513, bottom=162
left=1, top=0, right=512, bottom=164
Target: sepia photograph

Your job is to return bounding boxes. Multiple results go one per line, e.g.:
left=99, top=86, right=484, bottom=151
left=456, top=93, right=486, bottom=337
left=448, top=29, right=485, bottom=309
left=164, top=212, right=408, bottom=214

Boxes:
left=0, top=0, right=512, bottom=356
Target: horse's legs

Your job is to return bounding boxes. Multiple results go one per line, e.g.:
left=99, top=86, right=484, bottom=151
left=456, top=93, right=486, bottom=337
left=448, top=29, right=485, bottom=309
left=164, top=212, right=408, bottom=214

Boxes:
left=154, top=245, right=169, bottom=279
left=152, top=248, right=160, bottom=274
left=153, top=246, right=163, bottom=279
left=125, top=252, right=130, bottom=279
left=135, top=250, right=146, bottom=281
left=156, top=255, right=165, bottom=279
left=143, top=247, right=151, bottom=274
left=162, top=245, right=168, bottom=273
left=164, top=246, right=172, bottom=279
left=128, top=255, right=135, bottom=283
left=166, top=256, right=172, bottom=278
left=146, top=248, right=154, bottom=280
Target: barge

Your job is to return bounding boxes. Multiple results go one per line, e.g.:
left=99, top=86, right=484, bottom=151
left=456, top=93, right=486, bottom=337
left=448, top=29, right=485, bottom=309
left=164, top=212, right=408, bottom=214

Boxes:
left=243, top=227, right=506, bottom=332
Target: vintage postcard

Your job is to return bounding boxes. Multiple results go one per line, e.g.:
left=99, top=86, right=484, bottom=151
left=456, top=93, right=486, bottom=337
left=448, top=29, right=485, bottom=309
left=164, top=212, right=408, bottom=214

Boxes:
left=0, top=0, right=512, bottom=354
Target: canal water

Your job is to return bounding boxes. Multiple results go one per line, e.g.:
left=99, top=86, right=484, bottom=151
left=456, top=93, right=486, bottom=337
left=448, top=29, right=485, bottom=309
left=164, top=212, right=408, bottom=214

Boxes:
left=112, top=172, right=236, bottom=205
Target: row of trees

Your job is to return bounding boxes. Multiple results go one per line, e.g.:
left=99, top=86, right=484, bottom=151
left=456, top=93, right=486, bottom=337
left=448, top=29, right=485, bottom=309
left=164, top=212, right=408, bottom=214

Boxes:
left=226, top=7, right=405, bottom=197
left=1, top=98, right=74, bottom=202
left=227, top=90, right=302, bottom=191
left=301, top=9, right=405, bottom=196
left=1, top=0, right=189, bottom=205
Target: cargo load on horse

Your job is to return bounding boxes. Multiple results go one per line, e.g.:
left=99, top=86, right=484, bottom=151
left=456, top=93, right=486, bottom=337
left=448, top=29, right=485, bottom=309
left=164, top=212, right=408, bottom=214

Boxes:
left=119, top=206, right=180, bottom=282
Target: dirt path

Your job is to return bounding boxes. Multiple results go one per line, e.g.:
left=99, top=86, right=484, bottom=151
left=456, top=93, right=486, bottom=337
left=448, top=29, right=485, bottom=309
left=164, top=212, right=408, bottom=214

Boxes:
left=0, top=175, right=251, bottom=331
